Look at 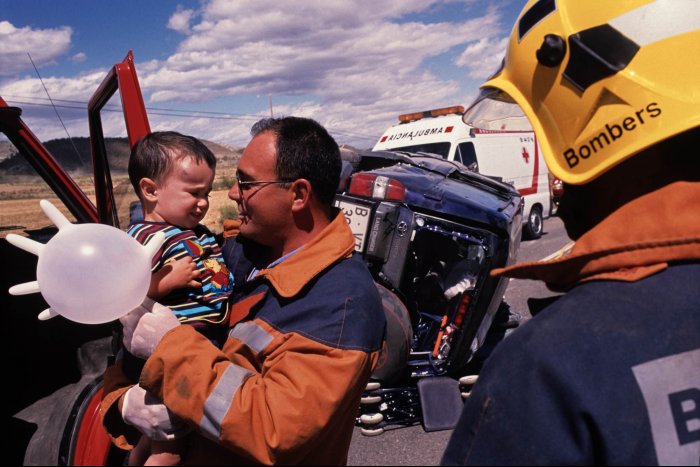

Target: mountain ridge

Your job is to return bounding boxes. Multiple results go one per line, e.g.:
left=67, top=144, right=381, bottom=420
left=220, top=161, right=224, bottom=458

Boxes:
left=0, top=137, right=241, bottom=176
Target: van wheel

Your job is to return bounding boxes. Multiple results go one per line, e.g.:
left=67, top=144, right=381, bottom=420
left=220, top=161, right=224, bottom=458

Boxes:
left=524, top=206, right=543, bottom=240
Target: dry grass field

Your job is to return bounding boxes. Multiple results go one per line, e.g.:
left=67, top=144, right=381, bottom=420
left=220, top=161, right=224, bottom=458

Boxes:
left=0, top=174, right=237, bottom=238
left=0, top=177, right=93, bottom=237
left=0, top=196, right=78, bottom=236
left=0, top=135, right=240, bottom=238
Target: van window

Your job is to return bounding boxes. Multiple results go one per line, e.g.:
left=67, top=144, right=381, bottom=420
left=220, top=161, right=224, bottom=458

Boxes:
left=456, top=143, right=478, bottom=171
left=390, top=142, right=451, bottom=159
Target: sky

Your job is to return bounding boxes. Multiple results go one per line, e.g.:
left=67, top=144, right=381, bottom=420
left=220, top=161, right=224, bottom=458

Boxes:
left=0, top=0, right=523, bottom=148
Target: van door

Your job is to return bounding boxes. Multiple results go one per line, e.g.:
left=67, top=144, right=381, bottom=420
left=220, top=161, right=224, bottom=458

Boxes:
left=468, top=133, right=550, bottom=239
left=470, top=135, right=535, bottom=191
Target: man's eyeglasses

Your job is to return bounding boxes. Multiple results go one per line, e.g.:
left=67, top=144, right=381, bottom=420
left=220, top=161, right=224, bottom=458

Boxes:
left=235, top=171, right=294, bottom=191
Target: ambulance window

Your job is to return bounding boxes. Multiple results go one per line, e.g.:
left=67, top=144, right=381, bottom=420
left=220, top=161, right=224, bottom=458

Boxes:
left=456, top=143, right=478, bottom=171
left=393, top=142, right=451, bottom=159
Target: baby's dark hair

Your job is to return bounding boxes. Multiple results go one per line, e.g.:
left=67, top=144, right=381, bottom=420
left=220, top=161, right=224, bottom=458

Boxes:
left=128, top=131, right=216, bottom=197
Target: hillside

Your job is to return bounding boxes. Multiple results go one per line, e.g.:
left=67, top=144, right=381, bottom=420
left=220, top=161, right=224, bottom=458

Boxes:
left=0, top=141, right=14, bottom=161
left=0, top=137, right=241, bottom=176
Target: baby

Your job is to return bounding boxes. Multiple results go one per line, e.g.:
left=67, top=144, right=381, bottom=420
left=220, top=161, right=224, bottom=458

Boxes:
left=123, top=131, right=234, bottom=466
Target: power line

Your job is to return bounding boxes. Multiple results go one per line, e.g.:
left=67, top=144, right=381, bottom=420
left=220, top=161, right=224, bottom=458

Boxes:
left=7, top=100, right=261, bottom=121
left=27, top=54, right=86, bottom=167
left=1, top=94, right=263, bottom=118
left=4, top=96, right=381, bottom=142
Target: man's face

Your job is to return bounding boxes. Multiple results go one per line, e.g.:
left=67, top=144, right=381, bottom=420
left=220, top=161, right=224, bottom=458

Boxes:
left=228, top=131, right=293, bottom=246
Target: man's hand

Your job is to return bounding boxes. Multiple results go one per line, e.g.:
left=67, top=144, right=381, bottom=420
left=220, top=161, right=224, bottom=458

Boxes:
left=149, top=257, right=202, bottom=300
left=121, top=385, right=191, bottom=441
left=120, top=298, right=181, bottom=359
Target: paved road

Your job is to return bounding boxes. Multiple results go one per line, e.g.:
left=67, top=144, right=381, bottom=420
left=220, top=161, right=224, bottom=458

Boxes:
left=347, top=216, right=572, bottom=466
left=503, top=216, right=571, bottom=320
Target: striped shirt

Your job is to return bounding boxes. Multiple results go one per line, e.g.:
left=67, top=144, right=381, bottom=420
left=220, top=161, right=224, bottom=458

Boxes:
left=128, top=222, right=233, bottom=329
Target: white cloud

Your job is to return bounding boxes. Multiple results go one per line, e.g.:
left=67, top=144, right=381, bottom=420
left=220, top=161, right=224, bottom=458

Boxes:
left=168, top=6, right=196, bottom=34
left=1, top=71, right=107, bottom=102
left=1, top=1, right=511, bottom=147
left=455, top=36, right=509, bottom=79
left=146, top=0, right=503, bottom=98
left=0, top=71, right=117, bottom=141
left=0, top=21, right=72, bottom=77
left=136, top=0, right=506, bottom=145
left=71, top=52, right=88, bottom=63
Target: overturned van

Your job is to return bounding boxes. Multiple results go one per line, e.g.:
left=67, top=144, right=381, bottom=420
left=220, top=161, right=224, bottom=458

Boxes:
left=373, top=106, right=554, bottom=239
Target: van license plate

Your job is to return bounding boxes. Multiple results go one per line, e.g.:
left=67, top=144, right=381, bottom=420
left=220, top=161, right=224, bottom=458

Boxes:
left=336, top=200, right=372, bottom=252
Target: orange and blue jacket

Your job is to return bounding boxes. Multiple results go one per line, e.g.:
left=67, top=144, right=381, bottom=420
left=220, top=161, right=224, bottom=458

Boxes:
left=101, top=212, right=386, bottom=465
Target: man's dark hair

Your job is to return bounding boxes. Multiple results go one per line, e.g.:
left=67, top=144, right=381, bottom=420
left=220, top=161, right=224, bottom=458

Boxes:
left=250, top=117, right=341, bottom=207
left=128, top=131, right=216, bottom=196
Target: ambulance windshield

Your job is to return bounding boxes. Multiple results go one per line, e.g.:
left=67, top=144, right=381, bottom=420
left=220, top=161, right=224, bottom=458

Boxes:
left=463, top=88, right=532, bottom=132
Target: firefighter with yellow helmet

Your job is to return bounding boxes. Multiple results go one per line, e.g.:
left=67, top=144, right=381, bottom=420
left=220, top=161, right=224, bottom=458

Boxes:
left=443, top=0, right=699, bottom=464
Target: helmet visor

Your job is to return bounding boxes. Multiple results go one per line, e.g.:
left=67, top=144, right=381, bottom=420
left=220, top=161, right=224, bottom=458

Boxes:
left=463, top=88, right=533, bottom=131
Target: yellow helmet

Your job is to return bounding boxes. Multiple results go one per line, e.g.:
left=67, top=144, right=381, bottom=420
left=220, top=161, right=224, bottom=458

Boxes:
left=463, top=0, right=700, bottom=185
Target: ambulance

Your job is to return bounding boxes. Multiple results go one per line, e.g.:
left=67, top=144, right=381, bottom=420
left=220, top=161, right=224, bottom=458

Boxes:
left=373, top=106, right=554, bottom=239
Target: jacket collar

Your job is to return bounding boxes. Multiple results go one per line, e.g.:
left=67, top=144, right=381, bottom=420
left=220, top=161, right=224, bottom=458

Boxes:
left=257, top=211, right=356, bottom=298
left=493, top=182, right=700, bottom=292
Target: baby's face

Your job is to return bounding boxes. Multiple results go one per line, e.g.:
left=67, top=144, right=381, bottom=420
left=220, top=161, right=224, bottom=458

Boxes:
left=153, top=157, right=215, bottom=229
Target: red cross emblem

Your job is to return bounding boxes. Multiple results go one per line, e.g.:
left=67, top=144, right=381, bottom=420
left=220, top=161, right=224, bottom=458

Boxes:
left=522, top=147, right=530, bottom=164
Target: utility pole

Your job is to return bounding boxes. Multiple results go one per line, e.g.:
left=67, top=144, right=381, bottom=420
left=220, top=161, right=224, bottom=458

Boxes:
left=268, top=94, right=274, bottom=118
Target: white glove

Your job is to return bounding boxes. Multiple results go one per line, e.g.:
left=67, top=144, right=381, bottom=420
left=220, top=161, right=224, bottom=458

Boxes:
left=120, top=298, right=181, bottom=359
left=121, top=385, right=191, bottom=441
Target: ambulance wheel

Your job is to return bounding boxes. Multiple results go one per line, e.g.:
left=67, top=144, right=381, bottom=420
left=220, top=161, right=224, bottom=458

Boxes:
left=360, top=427, right=385, bottom=437
left=524, top=206, right=543, bottom=240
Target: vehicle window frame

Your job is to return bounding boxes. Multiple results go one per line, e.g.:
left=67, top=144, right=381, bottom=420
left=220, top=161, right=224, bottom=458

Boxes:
left=88, top=51, right=151, bottom=227
left=0, top=99, right=98, bottom=225
left=456, top=142, right=479, bottom=171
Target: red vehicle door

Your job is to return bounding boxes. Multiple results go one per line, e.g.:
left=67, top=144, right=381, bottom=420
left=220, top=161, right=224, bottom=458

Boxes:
left=1, top=51, right=151, bottom=466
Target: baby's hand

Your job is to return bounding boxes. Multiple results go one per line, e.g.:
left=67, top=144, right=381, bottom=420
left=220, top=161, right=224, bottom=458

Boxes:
left=166, top=256, right=202, bottom=289
left=149, top=257, right=202, bottom=299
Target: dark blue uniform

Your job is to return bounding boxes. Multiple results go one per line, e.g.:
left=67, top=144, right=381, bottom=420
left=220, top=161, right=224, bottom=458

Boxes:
left=443, top=263, right=700, bottom=465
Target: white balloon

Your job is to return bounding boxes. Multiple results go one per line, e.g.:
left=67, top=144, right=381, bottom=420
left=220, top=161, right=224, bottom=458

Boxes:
left=8, top=201, right=165, bottom=324
left=36, top=223, right=152, bottom=324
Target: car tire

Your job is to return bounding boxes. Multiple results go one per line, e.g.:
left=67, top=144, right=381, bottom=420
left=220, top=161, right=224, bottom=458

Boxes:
left=370, top=284, right=413, bottom=385
left=60, top=376, right=117, bottom=466
left=16, top=338, right=118, bottom=466
left=523, top=206, right=543, bottom=240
